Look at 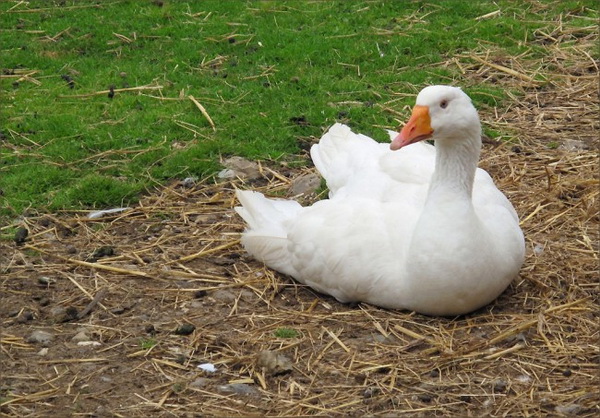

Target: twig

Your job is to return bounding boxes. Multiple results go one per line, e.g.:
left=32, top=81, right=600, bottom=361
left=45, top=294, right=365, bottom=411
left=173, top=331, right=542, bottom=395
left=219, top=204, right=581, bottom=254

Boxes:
left=475, top=10, right=501, bottom=20
left=24, top=245, right=162, bottom=280
left=166, top=240, right=240, bottom=264
left=189, top=95, right=217, bottom=131
left=78, top=287, right=108, bottom=319
left=58, top=84, right=163, bottom=99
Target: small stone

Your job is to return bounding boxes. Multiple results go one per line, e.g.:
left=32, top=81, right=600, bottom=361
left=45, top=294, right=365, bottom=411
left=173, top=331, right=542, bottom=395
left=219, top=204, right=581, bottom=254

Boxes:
left=37, top=347, right=49, bottom=356
left=220, top=156, right=260, bottom=180
left=555, top=404, right=581, bottom=415
left=511, top=332, right=527, bottom=343
left=174, top=323, right=195, bottom=336
left=190, top=377, right=210, bottom=388
left=217, top=169, right=236, bottom=179
left=26, top=330, right=54, bottom=345
left=211, top=289, right=236, bottom=303
left=181, top=177, right=197, bottom=188
left=559, top=139, right=589, bottom=152
left=290, top=173, right=321, bottom=196
left=38, top=276, right=56, bottom=285
left=429, top=369, right=440, bottom=378
left=49, top=306, right=66, bottom=318
left=256, top=350, right=293, bottom=376
left=189, top=300, right=203, bottom=309
left=72, top=331, right=91, bottom=343
left=94, top=406, right=109, bottom=417
left=217, top=383, right=258, bottom=396
left=562, top=369, right=572, bottom=377
left=16, top=311, right=34, bottom=323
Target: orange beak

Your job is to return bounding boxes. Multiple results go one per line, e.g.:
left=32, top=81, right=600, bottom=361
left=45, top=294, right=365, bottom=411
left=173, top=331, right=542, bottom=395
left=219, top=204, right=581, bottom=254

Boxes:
left=390, top=105, right=434, bottom=150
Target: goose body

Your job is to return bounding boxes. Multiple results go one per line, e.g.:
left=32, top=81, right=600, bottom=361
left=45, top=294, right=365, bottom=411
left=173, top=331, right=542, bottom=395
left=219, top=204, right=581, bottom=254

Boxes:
left=236, top=86, right=525, bottom=316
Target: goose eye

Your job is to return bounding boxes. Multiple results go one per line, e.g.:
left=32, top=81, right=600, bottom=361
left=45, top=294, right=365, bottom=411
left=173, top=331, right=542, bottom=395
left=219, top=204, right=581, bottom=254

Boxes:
left=440, top=100, right=448, bottom=109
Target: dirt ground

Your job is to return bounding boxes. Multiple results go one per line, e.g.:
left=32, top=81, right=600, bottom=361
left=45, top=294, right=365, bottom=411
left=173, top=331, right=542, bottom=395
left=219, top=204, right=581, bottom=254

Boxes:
left=1, top=25, right=599, bottom=418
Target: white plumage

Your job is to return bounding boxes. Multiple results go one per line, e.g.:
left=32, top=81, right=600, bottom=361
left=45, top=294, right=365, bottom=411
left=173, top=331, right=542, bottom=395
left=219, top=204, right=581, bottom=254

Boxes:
left=235, top=85, right=524, bottom=315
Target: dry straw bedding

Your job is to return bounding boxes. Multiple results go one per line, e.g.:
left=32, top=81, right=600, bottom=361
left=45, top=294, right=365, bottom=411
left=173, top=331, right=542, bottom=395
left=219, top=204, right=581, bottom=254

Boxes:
left=1, top=15, right=598, bottom=418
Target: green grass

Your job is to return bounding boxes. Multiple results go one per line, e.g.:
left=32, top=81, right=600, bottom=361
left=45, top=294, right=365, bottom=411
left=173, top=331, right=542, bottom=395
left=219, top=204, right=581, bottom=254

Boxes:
left=273, top=327, right=300, bottom=339
left=139, top=337, right=157, bottom=350
left=1, top=0, right=596, bottom=222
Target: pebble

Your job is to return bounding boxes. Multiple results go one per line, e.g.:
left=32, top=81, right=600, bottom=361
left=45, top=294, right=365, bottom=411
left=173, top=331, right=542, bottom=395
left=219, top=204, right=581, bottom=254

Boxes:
left=559, top=139, right=589, bottom=152
left=216, top=383, right=259, bottom=396
left=256, top=350, right=293, bottom=376
left=26, top=330, right=54, bottom=345
left=555, top=404, right=581, bottom=415
left=290, top=172, right=321, bottom=196
left=37, top=347, right=49, bottom=356
left=16, top=311, right=34, bottom=323
left=72, top=331, right=91, bottom=343
left=38, top=276, right=56, bottom=286
left=190, top=377, right=210, bottom=388
left=217, top=169, right=236, bottom=179
left=181, top=177, right=197, bottom=188
left=219, top=156, right=260, bottom=180
left=49, top=305, right=67, bottom=321
left=211, top=289, right=237, bottom=303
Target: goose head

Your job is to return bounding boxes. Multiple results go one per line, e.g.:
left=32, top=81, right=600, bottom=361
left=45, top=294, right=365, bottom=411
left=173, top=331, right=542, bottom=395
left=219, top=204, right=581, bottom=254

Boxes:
left=390, top=86, right=481, bottom=150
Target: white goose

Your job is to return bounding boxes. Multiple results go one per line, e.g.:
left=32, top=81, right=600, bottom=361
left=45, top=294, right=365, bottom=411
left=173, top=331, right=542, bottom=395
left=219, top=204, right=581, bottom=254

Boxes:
left=235, top=85, right=525, bottom=316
